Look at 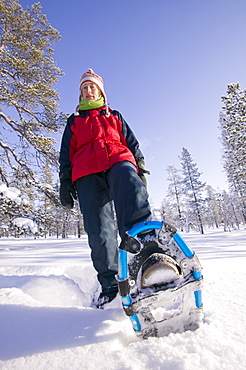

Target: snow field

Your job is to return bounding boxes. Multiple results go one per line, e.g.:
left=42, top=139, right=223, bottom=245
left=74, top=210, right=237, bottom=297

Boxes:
left=0, top=229, right=245, bottom=370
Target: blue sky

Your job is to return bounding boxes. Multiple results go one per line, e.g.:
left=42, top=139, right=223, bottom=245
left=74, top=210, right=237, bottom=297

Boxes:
left=19, top=0, right=246, bottom=207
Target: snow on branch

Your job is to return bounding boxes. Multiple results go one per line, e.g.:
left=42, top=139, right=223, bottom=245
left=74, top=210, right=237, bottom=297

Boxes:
left=0, top=183, right=26, bottom=205
left=12, top=217, right=38, bottom=234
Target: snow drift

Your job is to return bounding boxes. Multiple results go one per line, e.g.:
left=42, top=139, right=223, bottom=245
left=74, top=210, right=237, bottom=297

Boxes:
left=0, top=228, right=245, bottom=369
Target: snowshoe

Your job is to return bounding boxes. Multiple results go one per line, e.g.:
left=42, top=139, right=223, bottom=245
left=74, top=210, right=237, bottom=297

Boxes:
left=117, top=221, right=203, bottom=338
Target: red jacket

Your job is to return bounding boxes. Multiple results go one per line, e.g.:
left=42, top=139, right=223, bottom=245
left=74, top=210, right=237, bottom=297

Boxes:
left=59, top=107, right=144, bottom=182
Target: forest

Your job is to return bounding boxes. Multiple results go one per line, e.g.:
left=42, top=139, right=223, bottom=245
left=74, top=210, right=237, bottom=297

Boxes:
left=0, top=1, right=245, bottom=237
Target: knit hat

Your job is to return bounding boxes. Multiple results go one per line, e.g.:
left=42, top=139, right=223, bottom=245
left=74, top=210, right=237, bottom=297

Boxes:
left=79, top=69, right=108, bottom=108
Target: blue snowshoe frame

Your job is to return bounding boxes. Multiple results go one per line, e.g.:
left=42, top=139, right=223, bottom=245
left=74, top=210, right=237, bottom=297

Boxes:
left=117, top=221, right=203, bottom=338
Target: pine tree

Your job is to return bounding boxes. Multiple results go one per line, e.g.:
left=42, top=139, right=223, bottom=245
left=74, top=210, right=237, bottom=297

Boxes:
left=37, top=159, right=56, bottom=237
left=0, top=183, right=31, bottom=236
left=0, top=0, right=65, bottom=191
left=159, top=198, right=177, bottom=225
left=219, top=83, right=246, bottom=222
left=73, top=200, right=84, bottom=238
left=180, top=148, right=206, bottom=234
left=166, top=165, right=185, bottom=231
left=217, top=190, right=239, bottom=231
left=204, top=185, right=221, bottom=228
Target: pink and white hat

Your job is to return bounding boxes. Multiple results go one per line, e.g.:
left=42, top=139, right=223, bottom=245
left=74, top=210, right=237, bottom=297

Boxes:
left=79, top=68, right=107, bottom=105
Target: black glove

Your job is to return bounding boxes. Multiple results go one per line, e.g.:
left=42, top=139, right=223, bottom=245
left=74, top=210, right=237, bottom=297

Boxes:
left=137, top=159, right=150, bottom=187
left=59, top=168, right=77, bottom=210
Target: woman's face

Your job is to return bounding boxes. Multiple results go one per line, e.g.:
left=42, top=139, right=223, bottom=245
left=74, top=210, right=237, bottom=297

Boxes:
left=81, top=83, right=100, bottom=101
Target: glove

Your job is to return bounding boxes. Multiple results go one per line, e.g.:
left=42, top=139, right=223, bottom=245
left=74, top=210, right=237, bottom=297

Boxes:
left=137, top=159, right=150, bottom=187
left=59, top=168, right=77, bottom=210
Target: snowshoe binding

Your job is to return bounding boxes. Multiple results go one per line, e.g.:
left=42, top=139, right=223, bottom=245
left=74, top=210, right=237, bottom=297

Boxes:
left=117, top=221, right=203, bottom=338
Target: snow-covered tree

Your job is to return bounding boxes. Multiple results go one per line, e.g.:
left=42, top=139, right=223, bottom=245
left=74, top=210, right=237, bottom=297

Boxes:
left=180, top=148, right=206, bottom=234
left=11, top=216, right=38, bottom=237
left=166, top=165, right=185, bottom=231
left=219, top=83, right=246, bottom=222
left=0, top=0, right=65, bottom=190
left=0, top=182, right=31, bottom=236
left=36, top=159, right=56, bottom=236
left=203, top=185, right=221, bottom=228
left=159, top=198, right=177, bottom=225
left=217, top=190, right=241, bottom=231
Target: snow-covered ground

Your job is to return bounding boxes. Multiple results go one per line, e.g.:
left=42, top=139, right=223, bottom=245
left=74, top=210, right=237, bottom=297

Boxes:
left=0, top=228, right=245, bottom=370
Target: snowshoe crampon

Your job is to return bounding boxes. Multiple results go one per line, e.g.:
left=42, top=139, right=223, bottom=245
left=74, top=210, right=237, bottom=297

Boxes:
left=117, top=221, right=203, bottom=339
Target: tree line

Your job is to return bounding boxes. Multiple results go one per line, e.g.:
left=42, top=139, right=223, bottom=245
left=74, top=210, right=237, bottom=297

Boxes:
left=159, top=146, right=245, bottom=234
left=0, top=1, right=245, bottom=236
left=160, top=82, right=246, bottom=233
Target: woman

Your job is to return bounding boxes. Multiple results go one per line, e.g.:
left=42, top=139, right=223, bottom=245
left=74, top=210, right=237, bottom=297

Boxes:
left=59, top=69, right=151, bottom=307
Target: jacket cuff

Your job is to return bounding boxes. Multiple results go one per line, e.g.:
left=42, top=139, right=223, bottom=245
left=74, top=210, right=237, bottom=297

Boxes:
left=59, top=167, right=72, bottom=183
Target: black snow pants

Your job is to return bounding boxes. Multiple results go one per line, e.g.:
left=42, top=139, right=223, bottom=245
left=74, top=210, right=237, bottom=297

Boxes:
left=75, top=161, right=151, bottom=291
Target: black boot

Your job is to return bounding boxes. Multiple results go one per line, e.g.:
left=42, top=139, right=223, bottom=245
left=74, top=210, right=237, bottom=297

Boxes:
left=96, top=285, right=119, bottom=309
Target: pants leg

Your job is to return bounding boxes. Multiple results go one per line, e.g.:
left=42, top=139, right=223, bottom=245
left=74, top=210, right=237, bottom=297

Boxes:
left=107, top=161, right=152, bottom=238
left=76, top=173, right=118, bottom=291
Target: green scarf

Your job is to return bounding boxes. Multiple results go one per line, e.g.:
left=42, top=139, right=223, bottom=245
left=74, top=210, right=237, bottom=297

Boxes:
left=78, top=96, right=105, bottom=111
